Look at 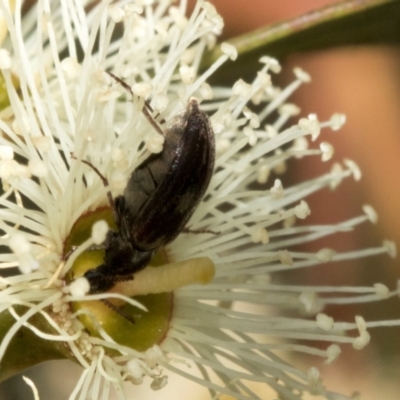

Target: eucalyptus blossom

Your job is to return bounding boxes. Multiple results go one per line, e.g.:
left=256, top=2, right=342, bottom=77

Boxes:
left=0, top=1, right=397, bottom=400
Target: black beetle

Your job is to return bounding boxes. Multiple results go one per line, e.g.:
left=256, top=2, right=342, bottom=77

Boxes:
left=82, top=97, right=215, bottom=294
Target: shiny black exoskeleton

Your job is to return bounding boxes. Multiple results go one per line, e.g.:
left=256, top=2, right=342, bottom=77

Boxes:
left=84, top=98, right=215, bottom=293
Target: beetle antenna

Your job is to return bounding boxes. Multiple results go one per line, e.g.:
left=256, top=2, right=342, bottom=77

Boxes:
left=101, top=299, right=136, bottom=324
left=106, top=71, right=166, bottom=137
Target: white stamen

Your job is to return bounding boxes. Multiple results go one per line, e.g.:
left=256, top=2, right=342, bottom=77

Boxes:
left=32, top=136, right=51, bottom=152
left=23, top=376, right=40, bottom=400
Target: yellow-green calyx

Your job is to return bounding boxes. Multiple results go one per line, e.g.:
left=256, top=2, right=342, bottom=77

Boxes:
left=64, top=208, right=172, bottom=352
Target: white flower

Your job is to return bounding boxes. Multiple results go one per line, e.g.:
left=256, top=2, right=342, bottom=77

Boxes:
left=0, top=1, right=398, bottom=400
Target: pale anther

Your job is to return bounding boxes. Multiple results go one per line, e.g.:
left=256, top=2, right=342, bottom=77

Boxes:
left=294, top=67, right=311, bottom=83
left=220, top=42, right=237, bottom=60
left=344, top=159, right=362, bottom=181
left=69, top=277, right=90, bottom=297
left=316, top=248, right=336, bottom=262
left=374, top=283, right=389, bottom=299
left=232, top=79, right=252, bottom=97
left=132, top=82, right=152, bottom=97
left=295, top=201, right=311, bottom=219
left=92, top=220, right=108, bottom=245
left=320, top=142, right=334, bottom=161
left=60, top=57, right=81, bottom=79
left=330, top=113, right=346, bottom=130
left=363, top=204, right=378, bottom=224
left=270, top=179, right=284, bottom=199
left=110, top=170, right=128, bottom=191
left=330, top=163, right=344, bottom=189
left=256, top=71, right=271, bottom=87
left=355, top=316, right=367, bottom=334
left=259, top=56, right=281, bottom=73
left=200, top=83, right=213, bottom=100
left=124, top=4, right=143, bottom=14
left=9, top=232, right=31, bottom=254
left=179, top=65, right=196, bottom=85
left=353, top=330, right=371, bottom=350
left=251, top=227, right=269, bottom=244
left=325, top=344, right=341, bottom=364
left=299, top=291, right=319, bottom=313
left=316, top=313, right=334, bottom=331
left=146, top=345, right=163, bottom=367
left=108, top=5, right=125, bottom=22
left=151, top=375, right=168, bottom=391
left=244, top=127, right=257, bottom=146
left=279, top=103, right=300, bottom=117
left=383, top=240, right=396, bottom=258
left=0, top=145, right=13, bottom=160
left=146, top=132, right=165, bottom=154
left=278, top=250, right=293, bottom=265
left=257, top=165, right=270, bottom=184
left=153, top=93, right=169, bottom=112
left=307, top=367, right=321, bottom=391
left=127, top=359, right=144, bottom=380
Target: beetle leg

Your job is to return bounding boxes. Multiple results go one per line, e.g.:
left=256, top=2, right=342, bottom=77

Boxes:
left=101, top=299, right=136, bottom=324
left=71, top=154, right=115, bottom=209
